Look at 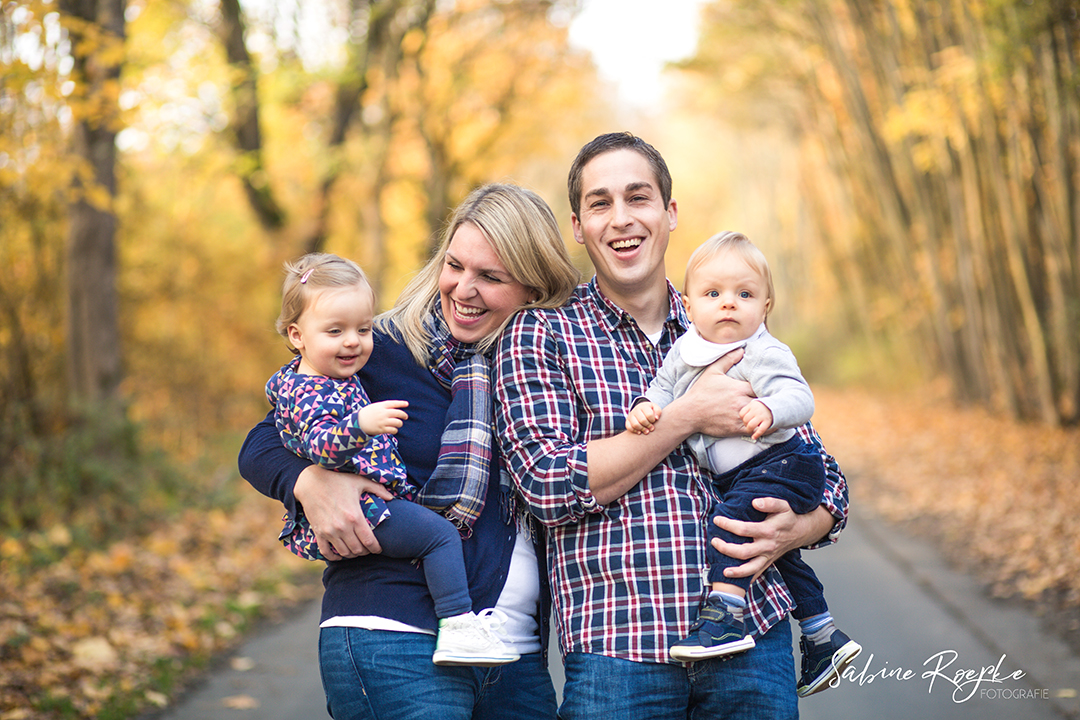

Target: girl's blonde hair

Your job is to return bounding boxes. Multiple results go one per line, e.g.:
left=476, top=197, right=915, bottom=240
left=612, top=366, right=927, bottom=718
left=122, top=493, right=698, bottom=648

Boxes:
left=276, top=253, right=374, bottom=349
left=379, top=183, right=580, bottom=363
left=685, top=231, right=775, bottom=317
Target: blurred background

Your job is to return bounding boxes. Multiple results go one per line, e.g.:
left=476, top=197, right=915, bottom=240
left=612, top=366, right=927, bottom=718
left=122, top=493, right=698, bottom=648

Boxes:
left=1, top=1, right=1078, bottom=717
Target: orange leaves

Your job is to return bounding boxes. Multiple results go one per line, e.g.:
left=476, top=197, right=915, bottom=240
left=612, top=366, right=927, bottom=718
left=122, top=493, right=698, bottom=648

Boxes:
left=813, top=385, right=1080, bottom=608
left=0, top=488, right=320, bottom=719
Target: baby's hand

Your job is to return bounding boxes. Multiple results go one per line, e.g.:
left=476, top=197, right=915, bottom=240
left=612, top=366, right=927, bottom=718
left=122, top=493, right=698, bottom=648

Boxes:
left=739, top=399, right=773, bottom=440
left=626, top=402, right=662, bottom=434
left=358, top=400, right=409, bottom=436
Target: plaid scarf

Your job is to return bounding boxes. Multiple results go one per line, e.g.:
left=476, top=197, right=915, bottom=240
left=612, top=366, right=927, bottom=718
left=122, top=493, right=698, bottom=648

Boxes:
left=413, top=305, right=505, bottom=538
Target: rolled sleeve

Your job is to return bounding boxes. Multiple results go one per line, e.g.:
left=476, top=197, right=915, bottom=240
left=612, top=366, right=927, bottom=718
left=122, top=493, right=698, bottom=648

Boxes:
left=495, top=310, right=603, bottom=526
left=796, top=422, right=848, bottom=547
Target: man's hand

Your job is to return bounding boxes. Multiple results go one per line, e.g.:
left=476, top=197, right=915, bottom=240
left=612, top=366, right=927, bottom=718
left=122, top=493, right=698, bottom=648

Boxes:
left=358, top=400, right=409, bottom=436
left=293, top=465, right=394, bottom=559
left=711, top=497, right=834, bottom=581
left=678, top=349, right=754, bottom=438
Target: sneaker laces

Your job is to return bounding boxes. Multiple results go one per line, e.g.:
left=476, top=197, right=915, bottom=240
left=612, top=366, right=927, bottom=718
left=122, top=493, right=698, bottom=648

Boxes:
left=475, top=608, right=510, bottom=641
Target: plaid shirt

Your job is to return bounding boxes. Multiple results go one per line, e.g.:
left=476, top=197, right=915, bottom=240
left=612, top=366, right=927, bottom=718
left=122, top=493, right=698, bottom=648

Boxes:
left=494, top=278, right=848, bottom=664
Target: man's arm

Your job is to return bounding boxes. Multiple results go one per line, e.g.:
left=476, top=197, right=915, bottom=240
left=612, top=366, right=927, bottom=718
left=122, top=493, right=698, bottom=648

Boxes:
left=587, top=354, right=754, bottom=505
left=495, top=312, right=755, bottom=513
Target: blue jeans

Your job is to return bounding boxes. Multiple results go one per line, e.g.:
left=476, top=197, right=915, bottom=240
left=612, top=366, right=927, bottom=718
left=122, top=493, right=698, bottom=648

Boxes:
left=558, top=620, right=796, bottom=720
left=319, top=626, right=556, bottom=720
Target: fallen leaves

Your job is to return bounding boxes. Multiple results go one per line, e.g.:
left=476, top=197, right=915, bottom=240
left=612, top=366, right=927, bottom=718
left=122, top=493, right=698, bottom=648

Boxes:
left=813, top=385, right=1080, bottom=611
left=0, top=487, right=320, bottom=719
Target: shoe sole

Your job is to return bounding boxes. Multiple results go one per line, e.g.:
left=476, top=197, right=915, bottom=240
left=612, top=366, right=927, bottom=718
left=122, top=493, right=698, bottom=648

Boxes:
left=797, top=640, right=863, bottom=697
left=432, top=652, right=521, bottom=667
left=669, top=635, right=756, bottom=662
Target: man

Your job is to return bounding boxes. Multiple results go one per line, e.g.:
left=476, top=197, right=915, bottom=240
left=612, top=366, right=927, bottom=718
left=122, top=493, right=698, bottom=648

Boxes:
left=494, top=132, right=848, bottom=719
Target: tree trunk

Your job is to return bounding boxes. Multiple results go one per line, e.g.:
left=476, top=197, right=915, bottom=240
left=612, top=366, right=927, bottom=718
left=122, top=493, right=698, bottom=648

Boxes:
left=217, top=0, right=285, bottom=231
left=58, top=0, right=125, bottom=409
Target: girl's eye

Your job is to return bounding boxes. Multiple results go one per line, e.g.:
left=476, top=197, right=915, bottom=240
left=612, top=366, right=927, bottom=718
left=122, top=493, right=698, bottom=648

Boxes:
left=706, top=290, right=719, bottom=298
left=739, top=291, right=751, bottom=299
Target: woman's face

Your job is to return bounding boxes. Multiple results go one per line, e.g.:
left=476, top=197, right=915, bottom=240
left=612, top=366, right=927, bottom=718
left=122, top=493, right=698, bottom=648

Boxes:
left=438, top=222, right=533, bottom=344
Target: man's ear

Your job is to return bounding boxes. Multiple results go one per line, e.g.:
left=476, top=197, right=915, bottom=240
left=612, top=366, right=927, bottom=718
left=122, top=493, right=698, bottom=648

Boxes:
left=571, top=213, right=585, bottom=245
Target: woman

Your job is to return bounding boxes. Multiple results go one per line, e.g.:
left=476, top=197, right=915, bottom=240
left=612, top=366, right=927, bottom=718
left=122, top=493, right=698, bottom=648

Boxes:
left=239, top=183, right=580, bottom=720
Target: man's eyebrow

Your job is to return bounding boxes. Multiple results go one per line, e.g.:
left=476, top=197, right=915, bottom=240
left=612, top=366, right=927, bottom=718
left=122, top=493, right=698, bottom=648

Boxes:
left=584, top=181, right=654, bottom=201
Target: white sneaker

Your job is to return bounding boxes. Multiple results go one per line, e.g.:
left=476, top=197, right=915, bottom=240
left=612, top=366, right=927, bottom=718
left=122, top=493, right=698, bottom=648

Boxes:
left=432, top=609, right=520, bottom=666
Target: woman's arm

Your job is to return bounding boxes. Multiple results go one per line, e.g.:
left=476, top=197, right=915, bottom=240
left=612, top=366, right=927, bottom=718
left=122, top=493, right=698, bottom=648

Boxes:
left=238, top=412, right=311, bottom=513
left=238, top=411, right=391, bottom=558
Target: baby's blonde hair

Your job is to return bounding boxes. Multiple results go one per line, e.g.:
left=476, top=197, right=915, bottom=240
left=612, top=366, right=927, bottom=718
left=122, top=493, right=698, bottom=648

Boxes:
left=276, top=253, right=375, bottom=348
left=684, top=231, right=775, bottom=317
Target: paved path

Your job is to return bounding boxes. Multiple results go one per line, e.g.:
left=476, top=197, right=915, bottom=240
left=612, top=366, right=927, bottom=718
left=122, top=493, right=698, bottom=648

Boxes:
left=153, top=512, right=1080, bottom=719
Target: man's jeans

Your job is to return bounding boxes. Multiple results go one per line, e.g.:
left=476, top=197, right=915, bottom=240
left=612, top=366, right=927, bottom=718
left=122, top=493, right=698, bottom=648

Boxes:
left=319, top=626, right=556, bottom=720
left=559, top=620, right=797, bottom=720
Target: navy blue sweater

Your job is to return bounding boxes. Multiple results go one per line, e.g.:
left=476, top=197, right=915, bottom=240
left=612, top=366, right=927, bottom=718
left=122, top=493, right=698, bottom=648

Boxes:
left=239, top=329, right=528, bottom=633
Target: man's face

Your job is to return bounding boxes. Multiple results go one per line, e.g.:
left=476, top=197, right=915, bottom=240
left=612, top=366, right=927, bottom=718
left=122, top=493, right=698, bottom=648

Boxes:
left=570, top=149, right=677, bottom=299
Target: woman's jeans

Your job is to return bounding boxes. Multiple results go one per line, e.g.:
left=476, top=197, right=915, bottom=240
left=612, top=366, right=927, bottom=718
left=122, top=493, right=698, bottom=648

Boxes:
left=319, top=626, right=557, bottom=720
left=559, top=620, right=797, bottom=720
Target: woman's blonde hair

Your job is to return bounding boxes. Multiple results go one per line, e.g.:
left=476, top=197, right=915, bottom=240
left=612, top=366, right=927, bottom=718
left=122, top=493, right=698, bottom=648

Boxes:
left=276, top=253, right=374, bottom=349
left=379, top=183, right=580, bottom=363
left=685, top=231, right=775, bottom=317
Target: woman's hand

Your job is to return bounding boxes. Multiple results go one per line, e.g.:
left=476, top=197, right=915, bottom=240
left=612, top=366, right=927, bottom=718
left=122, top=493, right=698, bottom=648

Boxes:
left=711, top=498, right=835, bottom=582
left=294, top=465, right=395, bottom=559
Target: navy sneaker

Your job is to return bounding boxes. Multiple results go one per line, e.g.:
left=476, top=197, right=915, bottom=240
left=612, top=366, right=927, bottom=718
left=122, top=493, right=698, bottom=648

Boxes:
left=669, top=596, right=756, bottom=661
left=796, top=627, right=862, bottom=697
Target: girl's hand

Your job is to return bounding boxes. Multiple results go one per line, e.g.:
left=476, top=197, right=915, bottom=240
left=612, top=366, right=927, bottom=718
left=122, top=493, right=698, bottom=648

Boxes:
left=358, top=400, right=409, bottom=436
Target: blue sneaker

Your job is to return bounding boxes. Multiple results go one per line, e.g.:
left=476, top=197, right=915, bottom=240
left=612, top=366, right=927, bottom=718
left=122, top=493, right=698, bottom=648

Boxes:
left=669, top=596, right=756, bottom=661
left=797, top=627, right=862, bottom=697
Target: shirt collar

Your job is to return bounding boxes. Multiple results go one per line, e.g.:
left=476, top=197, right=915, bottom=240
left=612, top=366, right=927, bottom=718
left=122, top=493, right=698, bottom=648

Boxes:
left=679, top=322, right=768, bottom=367
left=584, top=276, right=690, bottom=339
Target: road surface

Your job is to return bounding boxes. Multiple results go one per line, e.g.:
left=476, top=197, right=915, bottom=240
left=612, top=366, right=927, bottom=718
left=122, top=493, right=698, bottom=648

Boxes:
left=152, top=512, right=1080, bottom=719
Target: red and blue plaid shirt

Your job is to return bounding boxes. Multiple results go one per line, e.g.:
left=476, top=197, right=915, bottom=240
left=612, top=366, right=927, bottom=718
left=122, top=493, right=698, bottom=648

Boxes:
left=494, top=278, right=848, bottom=664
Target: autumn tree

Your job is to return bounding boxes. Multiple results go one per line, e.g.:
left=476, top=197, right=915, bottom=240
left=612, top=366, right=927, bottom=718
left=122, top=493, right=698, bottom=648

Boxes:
left=58, top=0, right=127, bottom=410
left=681, top=0, right=1080, bottom=425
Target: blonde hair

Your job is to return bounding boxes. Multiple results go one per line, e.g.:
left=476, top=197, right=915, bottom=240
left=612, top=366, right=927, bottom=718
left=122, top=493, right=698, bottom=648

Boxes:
left=379, top=183, right=580, bottom=363
left=276, top=253, right=375, bottom=348
left=684, top=231, right=775, bottom=317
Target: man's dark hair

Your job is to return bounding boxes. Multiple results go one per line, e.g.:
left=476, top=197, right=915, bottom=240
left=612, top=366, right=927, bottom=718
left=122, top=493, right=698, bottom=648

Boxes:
left=567, top=132, right=673, bottom=218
